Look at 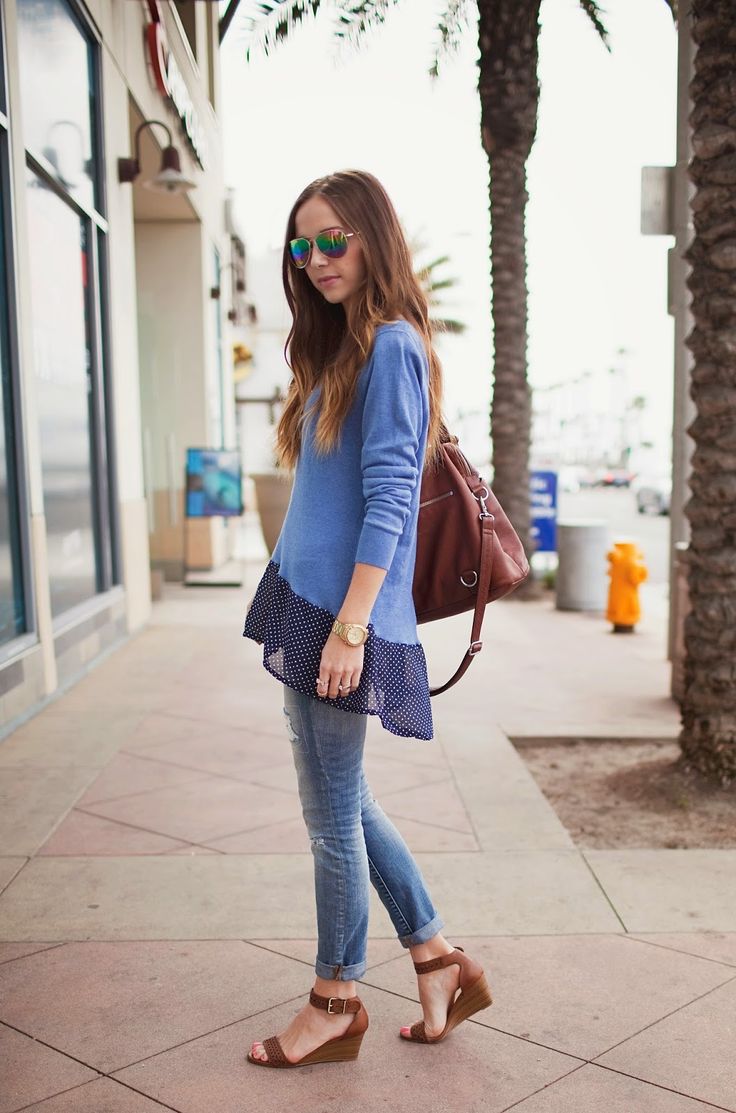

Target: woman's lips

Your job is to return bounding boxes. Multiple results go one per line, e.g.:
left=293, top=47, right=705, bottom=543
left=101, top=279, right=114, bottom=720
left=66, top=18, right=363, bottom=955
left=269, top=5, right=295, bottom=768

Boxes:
left=318, top=276, right=340, bottom=286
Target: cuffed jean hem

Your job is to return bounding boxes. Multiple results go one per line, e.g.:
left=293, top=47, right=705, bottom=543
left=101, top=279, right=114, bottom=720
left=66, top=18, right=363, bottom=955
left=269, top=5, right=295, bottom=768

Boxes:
left=314, top=958, right=367, bottom=981
left=397, top=911, right=446, bottom=948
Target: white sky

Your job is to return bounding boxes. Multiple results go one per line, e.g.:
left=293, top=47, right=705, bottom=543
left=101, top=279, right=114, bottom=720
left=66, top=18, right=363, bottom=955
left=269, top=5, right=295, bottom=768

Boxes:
left=220, top=0, right=678, bottom=463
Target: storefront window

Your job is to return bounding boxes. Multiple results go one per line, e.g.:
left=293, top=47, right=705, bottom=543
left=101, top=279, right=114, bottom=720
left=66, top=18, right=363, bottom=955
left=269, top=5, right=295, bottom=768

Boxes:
left=0, top=5, right=27, bottom=647
left=0, top=152, right=26, bottom=646
left=25, top=168, right=97, bottom=616
left=16, top=0, right=97, bottom=211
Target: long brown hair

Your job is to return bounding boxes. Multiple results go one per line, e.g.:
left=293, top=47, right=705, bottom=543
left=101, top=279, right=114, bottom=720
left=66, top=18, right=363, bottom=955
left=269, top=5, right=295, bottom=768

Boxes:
left=274, top=169, right=446, bottom=473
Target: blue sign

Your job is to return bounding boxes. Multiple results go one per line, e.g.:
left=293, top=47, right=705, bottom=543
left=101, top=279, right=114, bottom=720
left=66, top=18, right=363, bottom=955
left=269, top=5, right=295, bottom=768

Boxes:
left=530, top=470, right=558, bottom=552
left=186, top=448, right=243, bottom=517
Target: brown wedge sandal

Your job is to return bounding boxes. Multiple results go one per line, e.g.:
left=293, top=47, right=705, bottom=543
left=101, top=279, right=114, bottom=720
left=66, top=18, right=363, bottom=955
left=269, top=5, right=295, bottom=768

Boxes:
left=400, top=945, right=493, bottom=1043
left=246, top=989, right=369, bottom=1068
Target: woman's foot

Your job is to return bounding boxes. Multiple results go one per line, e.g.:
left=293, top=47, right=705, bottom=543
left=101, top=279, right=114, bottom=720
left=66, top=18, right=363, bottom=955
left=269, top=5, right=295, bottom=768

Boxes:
left=250, top=989, right=356, bottom=1064
left=400, top=944, right=461, bottom=1039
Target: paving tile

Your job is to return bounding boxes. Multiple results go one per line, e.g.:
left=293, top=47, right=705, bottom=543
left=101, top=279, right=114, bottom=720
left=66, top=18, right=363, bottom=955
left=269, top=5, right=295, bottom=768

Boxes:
left=361, top=757, right=453, bottom=797
left=0, top=1023, right=98, bottom=1113
left=414, top=850, right=622, bottom=935
left=154, top=683, right=280, bottom=732
left=1, top=850, right=621, bottom=941
left=121, top=711, right=281, bottom=756
left=204, top=816, right=312, bottom=853
left=505, top=1062, right=724, bottom=1112
left=630, top=932, right=736, bottom=968
left=0, top=940, right=309, bottom=1075
left=596, top=975, right=736, bottom=1110
left=19, top=1076, right=180, bottom=1111
left=0, top=855, right=318, bottom=940
left=80, top=776, right=301, bottom=844
left=441, top=723, right=575, bottom=851
left=112, top=981, right=582, bottom=1113
left=365, top=934, right=734, bottom=1060
left=0, top=768, right=100, bottom=856
left=76, top=752, right=213, bottom=806
left=584, top=850, right=736, bottom=932
left=123, top=727, right=294, bottom=777
left=0, top=711, right=146, bottom=767
left=0, top=942, right=60, bottom=964
left=380, top=779, right=475, bottom=834
left=37, top=810, right=193, bottom=856
left=368, top=813, right=481, bottom=852
left=0, top=858, right=26, bottom=896
left=363, top=728, right=450, bottom=769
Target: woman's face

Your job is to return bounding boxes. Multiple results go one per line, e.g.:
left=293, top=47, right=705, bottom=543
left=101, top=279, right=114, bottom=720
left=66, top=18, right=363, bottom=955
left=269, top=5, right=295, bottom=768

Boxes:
left=293, top=194, right=367, bottom=313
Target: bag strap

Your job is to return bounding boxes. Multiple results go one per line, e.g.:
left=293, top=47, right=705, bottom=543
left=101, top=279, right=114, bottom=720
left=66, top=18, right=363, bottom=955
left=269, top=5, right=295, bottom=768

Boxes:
left=428, top=514, right=496, bottom=697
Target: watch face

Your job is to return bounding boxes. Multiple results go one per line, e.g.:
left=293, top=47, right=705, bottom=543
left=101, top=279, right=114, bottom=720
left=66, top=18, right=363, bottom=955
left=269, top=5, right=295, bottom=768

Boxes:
left=347, top=627, right=363, bottom=646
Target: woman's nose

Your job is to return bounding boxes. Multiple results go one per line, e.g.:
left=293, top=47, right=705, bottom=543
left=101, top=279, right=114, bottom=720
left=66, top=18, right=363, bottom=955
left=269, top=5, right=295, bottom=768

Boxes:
left=310, top=244, right=330, bottom=267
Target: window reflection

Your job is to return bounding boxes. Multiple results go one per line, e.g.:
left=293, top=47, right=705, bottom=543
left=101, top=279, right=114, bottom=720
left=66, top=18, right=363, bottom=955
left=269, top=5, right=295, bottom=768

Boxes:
left=17, top=0, right=97, bottom=210
left=25, top=167, right=97, bottom=616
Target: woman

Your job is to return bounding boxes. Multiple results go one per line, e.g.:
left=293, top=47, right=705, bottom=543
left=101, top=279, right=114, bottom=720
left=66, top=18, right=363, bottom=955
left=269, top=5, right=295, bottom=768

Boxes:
left=242, top=170, right=492, bottom=1068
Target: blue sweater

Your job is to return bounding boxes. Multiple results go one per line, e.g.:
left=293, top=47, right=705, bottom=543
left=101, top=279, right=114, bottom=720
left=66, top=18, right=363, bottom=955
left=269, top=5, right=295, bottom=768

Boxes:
left=243, top=320, right=434, bottom=740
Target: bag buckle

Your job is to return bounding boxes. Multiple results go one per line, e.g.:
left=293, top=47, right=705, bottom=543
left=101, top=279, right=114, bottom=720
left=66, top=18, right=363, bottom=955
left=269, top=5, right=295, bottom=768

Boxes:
left=327, top=997, right=348, bottom=1014
left=473, top=485, right=495, bottom=520
left=468, top=640, right=483, bottom=655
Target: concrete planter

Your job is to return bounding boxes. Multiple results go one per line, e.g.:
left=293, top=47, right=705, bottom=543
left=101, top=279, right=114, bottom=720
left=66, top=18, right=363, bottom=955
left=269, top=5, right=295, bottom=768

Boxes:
left=251, top=471, right=293, bottom=556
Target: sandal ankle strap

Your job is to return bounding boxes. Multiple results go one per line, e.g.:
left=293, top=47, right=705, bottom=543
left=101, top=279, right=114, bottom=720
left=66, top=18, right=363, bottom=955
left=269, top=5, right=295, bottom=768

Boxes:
left=309, top=988, right=362, bottom=1014
left=413, top=946, right=465, bottom=975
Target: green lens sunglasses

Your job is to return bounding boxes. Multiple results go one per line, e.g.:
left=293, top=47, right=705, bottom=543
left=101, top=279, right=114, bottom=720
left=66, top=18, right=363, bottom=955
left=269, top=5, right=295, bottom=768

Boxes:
left=288, top=227, right=360, bottom=269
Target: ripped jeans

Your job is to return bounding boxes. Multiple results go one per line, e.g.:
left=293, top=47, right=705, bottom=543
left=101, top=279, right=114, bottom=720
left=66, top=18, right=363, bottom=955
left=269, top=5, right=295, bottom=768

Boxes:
left=282, top=683, right=445, bottom=982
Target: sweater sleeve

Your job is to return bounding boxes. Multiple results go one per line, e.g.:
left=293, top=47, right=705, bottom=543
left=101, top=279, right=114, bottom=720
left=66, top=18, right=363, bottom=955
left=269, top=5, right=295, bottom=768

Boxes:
left=354, top=328, right=426, bottom=571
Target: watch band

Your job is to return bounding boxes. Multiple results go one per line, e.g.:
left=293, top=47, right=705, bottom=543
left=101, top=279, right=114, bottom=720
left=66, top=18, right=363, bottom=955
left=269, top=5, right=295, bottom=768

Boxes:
left=331, top=619, right=369, bottom=646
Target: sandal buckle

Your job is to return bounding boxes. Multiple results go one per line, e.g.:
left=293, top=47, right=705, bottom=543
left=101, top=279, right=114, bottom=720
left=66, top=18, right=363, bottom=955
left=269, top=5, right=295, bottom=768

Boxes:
left=327, top=996, right=348, bottom=1014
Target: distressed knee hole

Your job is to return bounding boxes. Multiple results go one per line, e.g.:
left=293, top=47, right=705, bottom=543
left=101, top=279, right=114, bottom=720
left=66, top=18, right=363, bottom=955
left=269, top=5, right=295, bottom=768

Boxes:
left=310, top=835, right=326, bottom=847
left=283, top=706, right=300, bottom=745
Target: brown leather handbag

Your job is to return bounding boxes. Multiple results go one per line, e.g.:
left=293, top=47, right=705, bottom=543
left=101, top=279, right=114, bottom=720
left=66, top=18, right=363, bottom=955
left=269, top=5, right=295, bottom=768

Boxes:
left=412, top=423, right=530, bottom=696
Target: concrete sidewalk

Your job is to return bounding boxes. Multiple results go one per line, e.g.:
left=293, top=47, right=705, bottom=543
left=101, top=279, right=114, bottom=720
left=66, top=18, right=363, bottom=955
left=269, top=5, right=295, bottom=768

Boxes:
left=0, top=557, right=734, bottom=1112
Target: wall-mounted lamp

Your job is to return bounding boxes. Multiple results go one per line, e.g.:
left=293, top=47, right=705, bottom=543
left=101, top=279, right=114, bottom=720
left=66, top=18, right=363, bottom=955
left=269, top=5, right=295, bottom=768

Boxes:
left=118, top=119, right=196, bottom=193
left=210, top=262, right=246, bottom=301
left=211, top=261, right=248, bottom=321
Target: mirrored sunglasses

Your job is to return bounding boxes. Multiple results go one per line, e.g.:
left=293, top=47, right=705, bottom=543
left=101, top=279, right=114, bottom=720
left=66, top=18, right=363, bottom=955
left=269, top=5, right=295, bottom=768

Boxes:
left=288, top=228, right=359, bottom=269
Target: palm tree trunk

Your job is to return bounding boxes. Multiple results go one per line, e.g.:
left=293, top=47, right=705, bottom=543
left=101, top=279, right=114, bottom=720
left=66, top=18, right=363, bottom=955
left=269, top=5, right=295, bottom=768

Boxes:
left=678, top=0, right=736, bottom=785
left=478, top=0, right=542, bottom=562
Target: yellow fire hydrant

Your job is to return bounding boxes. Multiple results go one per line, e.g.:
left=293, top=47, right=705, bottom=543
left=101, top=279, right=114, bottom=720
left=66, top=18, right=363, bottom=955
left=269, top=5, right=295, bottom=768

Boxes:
left=606, top=540, right=648, bottom=632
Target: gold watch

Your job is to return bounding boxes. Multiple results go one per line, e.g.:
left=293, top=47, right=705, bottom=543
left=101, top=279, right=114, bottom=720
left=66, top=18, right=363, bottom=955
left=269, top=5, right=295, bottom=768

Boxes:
left=331, top=619, right=369, bottom=647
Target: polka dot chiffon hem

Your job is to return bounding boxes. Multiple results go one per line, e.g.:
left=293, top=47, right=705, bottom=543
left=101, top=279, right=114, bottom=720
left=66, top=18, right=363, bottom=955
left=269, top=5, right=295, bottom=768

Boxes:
left=242, top=560, right=434, bottom=741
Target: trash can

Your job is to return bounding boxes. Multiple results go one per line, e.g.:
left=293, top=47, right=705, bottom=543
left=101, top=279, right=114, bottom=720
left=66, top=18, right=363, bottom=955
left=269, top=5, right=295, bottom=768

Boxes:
left=555, top=519, right=609, bottom=611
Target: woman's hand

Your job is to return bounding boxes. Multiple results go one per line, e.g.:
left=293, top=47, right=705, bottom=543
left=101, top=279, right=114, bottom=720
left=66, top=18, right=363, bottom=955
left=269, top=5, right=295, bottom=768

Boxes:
left=316, top=632, right=364, bottom=699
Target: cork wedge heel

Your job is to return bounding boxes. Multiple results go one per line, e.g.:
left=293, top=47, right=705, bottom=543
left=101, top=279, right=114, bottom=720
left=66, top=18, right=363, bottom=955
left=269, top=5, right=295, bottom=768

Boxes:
left=246, top=989, right=369, bottom=1068
left=400, top=945, right=493, bottom=1043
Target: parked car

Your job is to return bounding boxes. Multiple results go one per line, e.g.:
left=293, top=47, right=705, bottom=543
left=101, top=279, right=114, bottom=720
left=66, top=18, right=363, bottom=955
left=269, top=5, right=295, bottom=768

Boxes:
left=595, top=467, right=636, bottom=488
left=632, top=472, right=671, bottom=515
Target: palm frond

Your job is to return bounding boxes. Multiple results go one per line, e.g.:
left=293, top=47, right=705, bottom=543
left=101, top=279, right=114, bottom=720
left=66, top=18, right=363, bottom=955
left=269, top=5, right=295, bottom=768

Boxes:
left=333, top=0, right=399, bottom=49
left=429, top=0, right=471, bottom=80
left=425, top=276, right=458, bottom=293
left=432, top=316, right=466, bottom=335
left=416, top=254, right=452, bottom=274
left=578, top=0, right=611, bottom=52
left=239, top=0, right=322, bottom=62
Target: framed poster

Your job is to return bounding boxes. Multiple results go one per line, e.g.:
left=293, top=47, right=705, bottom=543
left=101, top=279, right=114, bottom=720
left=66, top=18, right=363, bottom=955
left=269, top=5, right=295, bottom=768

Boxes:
left=185, top=448, right=243, bottom=518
